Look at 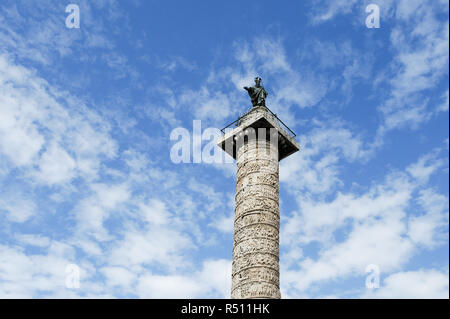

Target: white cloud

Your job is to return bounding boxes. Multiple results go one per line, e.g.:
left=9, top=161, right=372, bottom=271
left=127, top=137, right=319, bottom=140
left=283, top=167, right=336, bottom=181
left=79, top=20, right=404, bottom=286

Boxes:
left=109, top=224, right=192, bottom=270
left=0, top=243, right=82, bottom=298
left=15, top=234, right=51, bottom=247
left=136, top=274, right=202, bottom=298
left=307, top=0, right=448, bottom=151
left=281, top=149, right=448, bottom=295
left=157, top=56, right=197, bottom=72
left=101, top=266, right=136, bottom=288
left=309, top=0, right=360, bottom=24
left=0, top=196, right=35, bottom=223
left=136, top=259, right=231, bottom=298
left=280, top=120, right=366, bottom=195
left=365, top=269, right=449, bottom=298
left=212, top=214, right=234, bottom=233
left=105, top=195, right=194, bottom=273
left=187, top=177, right=224, bottom=215
left=74, top=183, right=130, bottom=242
left=408, top=189, right=449, bottom=247
left=179, top=86, right=234, bottom=123
left=33, top=142, right=77, bottom=185
left=0, top=0, right=128, bottom=67
left=406, top=151, right=445, bottom=184
left=139, top=199, right=171, bottom=226
left=0, top=54, right=117, bottom=186
left=373, top=0, right=449, bottom=146
left=437, top=90, right=449, bottom=113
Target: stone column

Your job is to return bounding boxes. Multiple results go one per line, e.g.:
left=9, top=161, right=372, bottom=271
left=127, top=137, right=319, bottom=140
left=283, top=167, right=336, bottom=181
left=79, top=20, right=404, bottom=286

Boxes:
left=217, top=106, right=299, bottom=299
left=232, top=135, right=281, bottom=299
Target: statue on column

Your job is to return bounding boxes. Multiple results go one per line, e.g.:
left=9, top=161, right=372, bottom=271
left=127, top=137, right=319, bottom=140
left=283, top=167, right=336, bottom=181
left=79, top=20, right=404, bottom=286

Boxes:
left=244, top=77, right=268, bottom=107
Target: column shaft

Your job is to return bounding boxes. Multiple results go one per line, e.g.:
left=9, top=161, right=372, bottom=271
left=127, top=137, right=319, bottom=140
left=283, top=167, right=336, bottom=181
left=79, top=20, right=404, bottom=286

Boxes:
left=231, top=137, right=281, bottom=299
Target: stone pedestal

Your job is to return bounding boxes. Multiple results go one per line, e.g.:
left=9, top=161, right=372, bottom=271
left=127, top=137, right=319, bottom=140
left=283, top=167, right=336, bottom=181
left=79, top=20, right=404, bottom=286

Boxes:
left=217, top=106, right=299, bottom=299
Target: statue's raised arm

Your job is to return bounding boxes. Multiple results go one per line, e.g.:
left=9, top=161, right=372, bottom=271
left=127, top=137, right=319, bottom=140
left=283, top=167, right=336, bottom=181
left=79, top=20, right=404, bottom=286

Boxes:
left=243, top=77, right=267, bottom=107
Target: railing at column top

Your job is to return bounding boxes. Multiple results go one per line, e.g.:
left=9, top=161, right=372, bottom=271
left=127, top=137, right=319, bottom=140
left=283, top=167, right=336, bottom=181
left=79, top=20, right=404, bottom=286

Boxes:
left=220, top=106, right=296, bottom=138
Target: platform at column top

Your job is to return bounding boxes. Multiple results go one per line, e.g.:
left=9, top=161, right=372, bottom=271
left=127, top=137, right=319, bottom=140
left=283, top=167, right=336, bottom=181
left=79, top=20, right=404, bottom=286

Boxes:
left=217, top=106, right=300, bottom=161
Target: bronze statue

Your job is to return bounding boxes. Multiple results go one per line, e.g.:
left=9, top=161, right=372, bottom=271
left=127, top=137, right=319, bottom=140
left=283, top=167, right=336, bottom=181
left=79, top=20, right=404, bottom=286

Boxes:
left=244, top=77, right=268, bottom=107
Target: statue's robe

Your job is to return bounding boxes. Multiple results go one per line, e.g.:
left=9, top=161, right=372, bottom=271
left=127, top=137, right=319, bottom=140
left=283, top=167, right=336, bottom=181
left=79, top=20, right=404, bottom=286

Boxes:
left=246, top=86, right=268, bottom=107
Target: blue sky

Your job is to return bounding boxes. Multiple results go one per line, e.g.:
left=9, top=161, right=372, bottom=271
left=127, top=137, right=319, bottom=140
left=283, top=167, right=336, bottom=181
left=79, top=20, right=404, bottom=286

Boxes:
left=0, top=0, right=448, bottom=298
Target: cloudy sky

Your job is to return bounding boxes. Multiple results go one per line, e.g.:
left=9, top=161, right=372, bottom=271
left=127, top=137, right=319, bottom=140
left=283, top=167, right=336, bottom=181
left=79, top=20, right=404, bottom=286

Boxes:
left=0, top=0, right=448, bottom=298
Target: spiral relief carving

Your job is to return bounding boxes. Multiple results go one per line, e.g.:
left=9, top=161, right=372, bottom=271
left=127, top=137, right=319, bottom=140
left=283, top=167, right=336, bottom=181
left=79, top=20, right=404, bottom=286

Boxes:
left=232, top=137, right=281, bottom=299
